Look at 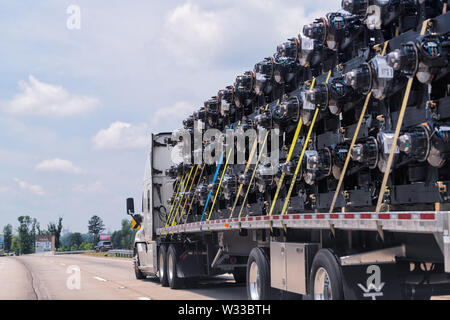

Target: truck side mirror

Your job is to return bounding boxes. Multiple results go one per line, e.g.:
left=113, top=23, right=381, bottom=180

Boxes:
left=126, top=198, right=135, bottom=215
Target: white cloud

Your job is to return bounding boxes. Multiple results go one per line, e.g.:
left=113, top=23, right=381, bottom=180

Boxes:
left=0, top=1, right=340, bottom=232
left=72, top=181, right=104, bottom=193
left=92, top=122, right=149, bottom=150
left=162, top=2, right=220, bottom=67
left=3, top=75, right=100, bottom=117
left=13, top=178, right=45, bottom=196
left=152, top=101, right=197, bottom=129
left=36, top=158, right=84, bottom=174
left=0, top=186, right=10, bottom=193
left=160, top=0, right=336, bottom=68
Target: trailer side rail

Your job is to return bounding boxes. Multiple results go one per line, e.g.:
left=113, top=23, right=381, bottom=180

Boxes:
left=157, top=211, right=450, bottom=235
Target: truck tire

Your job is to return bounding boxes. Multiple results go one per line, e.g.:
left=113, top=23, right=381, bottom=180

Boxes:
left=167, top=244, right=184, bottom=289
left=412, top=293, right=432, bottom=300
left=134, top=251, right=146, bottom=280
left=309, top=249, right=344, bottom=300
left=233, top=267, right=246, bottom=284
left=246, top=247, right=272, bottom=300
left=159, top=245, right=169, bottom=287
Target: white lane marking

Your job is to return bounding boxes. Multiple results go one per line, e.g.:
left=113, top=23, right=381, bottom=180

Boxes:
left=138, top=297, right=151, bottom=300
left=93, top=276, right=108, bottom=282
left=60, top=263, right=66, bottom=266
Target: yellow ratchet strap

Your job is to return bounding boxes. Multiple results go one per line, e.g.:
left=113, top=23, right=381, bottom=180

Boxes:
left=375, top=21, right=429, bottom=241
left=328, top=93, right=372, bottom=209
left=280, top=71, right=332, bottom=221
left=238, top=130, right=270, bottom=218
left=208, top=140, right=235, bottom=221
left=184, top=165, right=206, bottom=223
left=171, top=166, right=195, bottom=225
left=268, top=79, right=317, bottom=217
left=176, top=165, right=199, bottom=224
left=229, top=114, right=267, bottom=218
left=328, top=41, right=389, bottom=236
left=165, top=172, right=187, bottom=227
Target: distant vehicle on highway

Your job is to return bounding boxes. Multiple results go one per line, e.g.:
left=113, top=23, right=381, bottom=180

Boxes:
left=0, top=234, right=4, bottom=256
left=94, top=241, right=113, bottom=252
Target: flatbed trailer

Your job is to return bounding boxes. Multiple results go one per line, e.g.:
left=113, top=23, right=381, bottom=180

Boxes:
left=126, top=2, right=450, bottom=300
left=158, top=211, right=447, bottom=236
left=127, top=133, right=450, bottom=300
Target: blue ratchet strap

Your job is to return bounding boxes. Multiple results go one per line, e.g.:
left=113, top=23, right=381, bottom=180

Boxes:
left=200, top=124, right=233, bottom=222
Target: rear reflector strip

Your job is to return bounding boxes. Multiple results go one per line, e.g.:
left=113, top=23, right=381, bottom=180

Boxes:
left=159, top=211, right=440, bottom=235
left=420, top=213, right=435, bottom=220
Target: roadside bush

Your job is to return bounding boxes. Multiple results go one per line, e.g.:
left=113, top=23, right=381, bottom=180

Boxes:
left=79, top=242, right=94, bottom=251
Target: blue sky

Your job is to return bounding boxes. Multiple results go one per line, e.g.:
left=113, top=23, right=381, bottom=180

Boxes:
left=0, top=0, right=338, bottom=233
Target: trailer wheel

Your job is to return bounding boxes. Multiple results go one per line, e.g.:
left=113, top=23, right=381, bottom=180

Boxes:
left=411, top=293, right=432, bottom=300
left=309, top=249, right=344, bottom=300
left=167, top=244, right=184, bottom=289
left=246, top=247, right=271, bottom=300
left=133, top=251, right=146, bottom=280
left=158, top=245, right=169, bottom=287
left=233, top=267, right=246, bottom=284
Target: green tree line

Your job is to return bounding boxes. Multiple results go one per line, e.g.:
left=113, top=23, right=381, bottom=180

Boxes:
left=2, top=214, right=136, bottom=255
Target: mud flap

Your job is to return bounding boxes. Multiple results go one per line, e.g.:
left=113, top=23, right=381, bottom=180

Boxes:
left=177, top=252, right=206, bottom=278
left=342, top=264, right=406, bottom=300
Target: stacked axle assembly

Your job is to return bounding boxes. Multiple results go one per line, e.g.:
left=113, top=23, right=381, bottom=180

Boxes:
left=162, top=0, right=450, bottom=227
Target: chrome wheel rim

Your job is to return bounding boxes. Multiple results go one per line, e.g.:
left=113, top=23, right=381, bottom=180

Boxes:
left=134, top=255, right=139, bottom=269
left=168, top=252, right=174, bottom=282
left=314, top=267, right=332, bottom=300
left=249, top=261, right=260, bottom=300
left=159, top=251, right=165, bottom=280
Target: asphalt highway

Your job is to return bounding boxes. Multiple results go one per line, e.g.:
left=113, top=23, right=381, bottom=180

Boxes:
left=1, top=254, right=449, bottom=300
left=0, top=254, right=247, bottom=300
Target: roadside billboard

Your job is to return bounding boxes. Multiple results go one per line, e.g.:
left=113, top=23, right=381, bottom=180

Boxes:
left=0, top=234, right=4, bottom=254
left=99, top=234, right=111, bottom=241
left=35, top=235, right=55, bottom=253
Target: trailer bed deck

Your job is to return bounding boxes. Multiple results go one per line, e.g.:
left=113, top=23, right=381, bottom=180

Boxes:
left=157, top=211, right=450, bottom=235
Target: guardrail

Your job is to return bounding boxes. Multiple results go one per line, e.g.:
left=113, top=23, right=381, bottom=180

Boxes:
left=107, top=249, right=133, bottom=258
left=54, top=249, right=133, bottom=258
left=54, top=250, right=95, bottom=255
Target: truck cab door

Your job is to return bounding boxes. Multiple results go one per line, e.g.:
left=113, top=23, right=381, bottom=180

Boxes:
left=145, top=133, right=180, bottom=239
left=137, top=133, right=178, bottom=274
